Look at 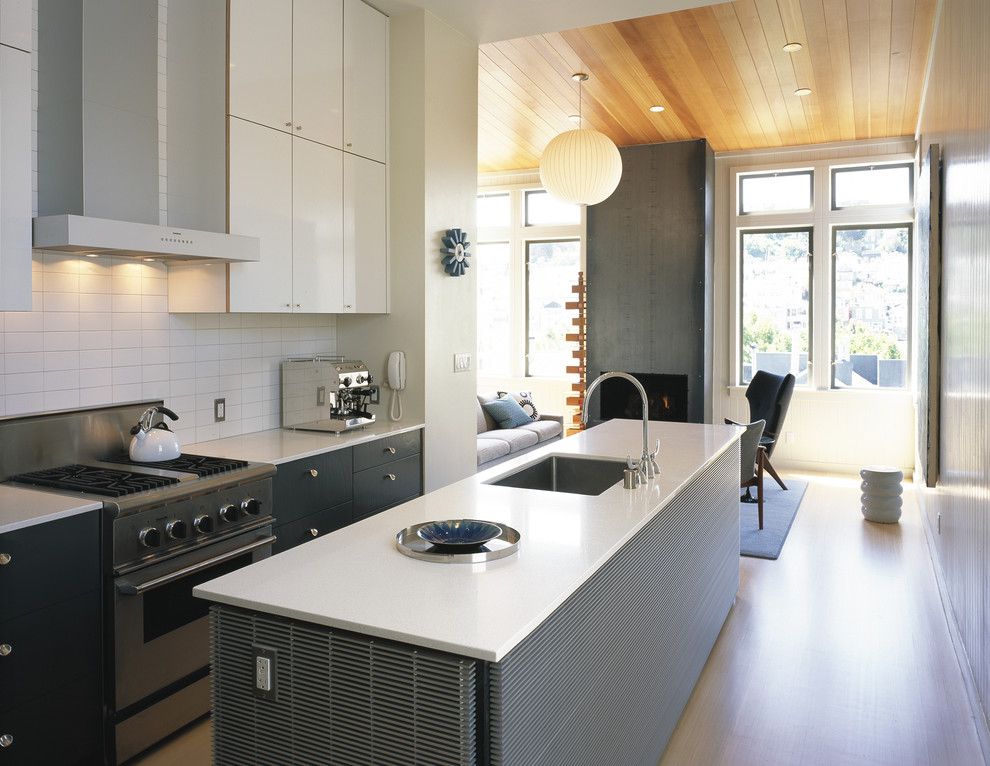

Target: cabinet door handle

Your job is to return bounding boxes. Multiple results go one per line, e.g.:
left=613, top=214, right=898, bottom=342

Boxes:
left=309, top=528, right=319, bottom=538
left=0, top=644, right=11, bottom=657
left=309, top=468, right=319, bottom=478
left=284, top=121, right=293, bottom=127
left=0, top=734, right=12, bottom=748
left=384, top=446, right=396, bottom=455
left=346, top=141, right=353, bottom=147
left=295, top=125, right=303, bottom=131
left=295, top=303, right=301, bottom=308
left=0, top=553, right=10, bottom=566
left=344, top=304, right=353, bottom=309
left=385, top=473, right=396, bottom=481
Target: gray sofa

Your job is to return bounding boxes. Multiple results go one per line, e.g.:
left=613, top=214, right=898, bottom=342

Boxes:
left=476, top=391, right=563, bottom=469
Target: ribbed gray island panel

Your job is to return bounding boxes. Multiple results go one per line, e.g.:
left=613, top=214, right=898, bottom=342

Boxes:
left=210, top=608, right=479, bottom=765
left=489, top=444, right=738, bottom=765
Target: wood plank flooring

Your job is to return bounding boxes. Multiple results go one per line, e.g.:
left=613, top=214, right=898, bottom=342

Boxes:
left=132, top=474, right=984, bottom=766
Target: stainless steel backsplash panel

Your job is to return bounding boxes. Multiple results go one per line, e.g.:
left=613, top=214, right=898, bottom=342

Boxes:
left=0, top=401, right=158, bottom=481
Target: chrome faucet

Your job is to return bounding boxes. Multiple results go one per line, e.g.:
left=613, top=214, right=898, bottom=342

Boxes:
left=582, top=371, right=661, bottom=484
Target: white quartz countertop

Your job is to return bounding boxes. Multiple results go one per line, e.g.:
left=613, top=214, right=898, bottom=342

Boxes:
left=186, top=421, right=425, bottom=465
left=0, top=485, right=102, bottom=534
left=195, top=419, right=741, bottom=661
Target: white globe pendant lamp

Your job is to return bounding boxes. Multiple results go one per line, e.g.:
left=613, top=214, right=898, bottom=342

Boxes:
left=539, top=73, right=622, bottom=206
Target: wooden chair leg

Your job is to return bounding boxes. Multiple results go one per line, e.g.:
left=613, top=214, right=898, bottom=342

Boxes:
left=763, top=455, right=788, bottom=491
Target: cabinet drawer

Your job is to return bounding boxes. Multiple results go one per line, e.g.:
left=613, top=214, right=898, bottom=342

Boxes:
left=273, top=448, right=352, bottom=526
left=273, top=502, right=352, bottom=555
left=0, top=512, right=100, bottom=621
left=0, top=673, right=102, bottom=765
left=0, top=590, right=100, bottom=711
left=352, top=454, right=422, bottom=518
left=352, top=430, right=422, bottom=472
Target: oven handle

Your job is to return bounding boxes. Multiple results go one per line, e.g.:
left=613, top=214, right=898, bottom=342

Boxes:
left=115, top=535, right=277, bottom=596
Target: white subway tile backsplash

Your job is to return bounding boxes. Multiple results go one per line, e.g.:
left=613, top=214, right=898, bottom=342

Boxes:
left=1, top=253, right=337, bottom=441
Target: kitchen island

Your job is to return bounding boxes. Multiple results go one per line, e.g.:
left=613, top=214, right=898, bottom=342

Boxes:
left=195, top=419, right=741, bottom=765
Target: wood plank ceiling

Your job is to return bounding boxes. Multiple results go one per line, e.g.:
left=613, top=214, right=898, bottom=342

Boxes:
left=478, top=0, right=937, bottom=172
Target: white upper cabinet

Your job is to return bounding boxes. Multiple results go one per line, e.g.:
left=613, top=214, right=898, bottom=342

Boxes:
left=293, top=137, right=344, bottom=313
left=343, top=153, right=387, bottom=313
left=0, top=44, right=31, bottom=311
left=292, top=0, right=343, bottom=149
left=228, top=0, right=292, bottom=133
left=228, top=117, right=294, bottom=313
left=0, top=0, right=32, bottom=52
left=343, top=0, right=387, bottom=163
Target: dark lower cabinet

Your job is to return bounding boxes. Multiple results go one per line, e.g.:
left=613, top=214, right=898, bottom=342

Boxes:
left=0, top=673, right=102, bottom=765
left=271, top=430, right=423, bottom=554
left=352, top=454, right=422, bottom=520
left=273, top=502, right=353, bottom=554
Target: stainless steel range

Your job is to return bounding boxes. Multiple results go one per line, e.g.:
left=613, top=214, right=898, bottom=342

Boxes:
left=0, top=402, right=276, bottom=764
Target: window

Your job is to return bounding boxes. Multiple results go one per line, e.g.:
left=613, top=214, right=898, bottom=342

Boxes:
left=738, top=170, right=813, bottom=214
left=476, top=186, right=585, bottom=378
left=832, top=163, right=913, bottom=209
left=740, top=229, right=812, bottom=384
left=832, top=226, right=911, bottom=388
left=525, top=190, right=581, bottom=226
left=477, top=242, right=512, bottom=374
left=731, top=154, right=914, bottom=390
left=526, top=240, right=581, bottom=377
left=477, top=192, right=511, bottom=228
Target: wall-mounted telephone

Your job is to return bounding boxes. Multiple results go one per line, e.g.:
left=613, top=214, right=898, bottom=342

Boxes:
left=387, top=351, right=406, bottom=421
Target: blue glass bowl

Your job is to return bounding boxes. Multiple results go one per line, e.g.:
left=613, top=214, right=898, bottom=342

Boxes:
left=417, top=519, right=503, bottom=548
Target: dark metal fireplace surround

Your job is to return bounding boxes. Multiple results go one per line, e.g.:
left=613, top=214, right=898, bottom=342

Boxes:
left=599, top=371, right=689, bottom=423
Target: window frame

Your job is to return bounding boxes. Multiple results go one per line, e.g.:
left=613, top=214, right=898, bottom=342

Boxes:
left=476, top=182, right=586, bottom=379
left=830, top=161, right=915, bottom=211
left=738, top=225, right=814, bottom=386
left=728, top=152, right=915, bottom=392
left=830, top=222, right=913, bottom=389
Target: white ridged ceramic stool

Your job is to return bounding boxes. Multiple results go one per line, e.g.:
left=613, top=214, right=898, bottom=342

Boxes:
left=860, top=465, right=904, bottom=523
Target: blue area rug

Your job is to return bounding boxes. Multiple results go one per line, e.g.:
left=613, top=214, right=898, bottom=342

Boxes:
left=740, top=480, right=808, bottom=560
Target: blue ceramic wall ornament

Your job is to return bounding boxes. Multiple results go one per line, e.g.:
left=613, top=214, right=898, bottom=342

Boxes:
left=441, top=229, right=471, bottom=276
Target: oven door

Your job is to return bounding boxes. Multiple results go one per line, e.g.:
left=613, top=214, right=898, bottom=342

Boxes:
left=113, top=523, right=274, bottom=711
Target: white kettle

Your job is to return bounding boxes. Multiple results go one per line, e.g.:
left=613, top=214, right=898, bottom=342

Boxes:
left=129, top=406, right=182, bottom=462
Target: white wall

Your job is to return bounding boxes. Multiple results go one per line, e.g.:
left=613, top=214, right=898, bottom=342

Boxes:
left=0, top=252, right=337, bottom=442
left=338, top=8, right=478, bottom=492
left=712, top=137, right=918, bottom=474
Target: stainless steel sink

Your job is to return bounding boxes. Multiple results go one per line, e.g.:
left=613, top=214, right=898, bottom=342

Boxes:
left=485, top=455, right=626, bottom=496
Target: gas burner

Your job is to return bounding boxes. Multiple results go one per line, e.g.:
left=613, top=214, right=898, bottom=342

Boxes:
left=9, top=464, right=180, bottom=497
left=105, top=453, right=249, bottom=477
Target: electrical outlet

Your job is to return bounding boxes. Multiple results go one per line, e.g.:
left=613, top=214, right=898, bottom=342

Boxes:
left=937, top=511, right=941, bottom=534
left=253, top=646, right=277, bottom=700
left=454, top=352, right=472, bottom=373
left=214, top=398, right=225, bottom=422
left=317, top=385, right=326, bottom=407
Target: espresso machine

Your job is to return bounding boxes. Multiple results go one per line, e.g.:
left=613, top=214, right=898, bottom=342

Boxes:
left=281, top=357, right=378, bottom=433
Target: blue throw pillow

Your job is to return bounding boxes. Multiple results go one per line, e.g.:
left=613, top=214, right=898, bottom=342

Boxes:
left=482, top=396, right=533, bottom=430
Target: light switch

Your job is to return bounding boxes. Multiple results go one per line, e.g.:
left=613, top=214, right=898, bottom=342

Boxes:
left=454, top=353, right=472, bottom=373
left=255, top=656, right=271, bottom=691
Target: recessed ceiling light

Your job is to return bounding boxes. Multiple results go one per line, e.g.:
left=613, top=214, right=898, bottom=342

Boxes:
left=568, top=114, right=581, bottom=123
left=571, top=72, right=589, bottom=82
left=143, top=258, right=156, bottom=262
left=649, top=105, right=665, bottom=113
left=794, top=87, right=812, bottom=97
left=783, top=42, right=803, bottom=53
left=84, top=253, right=98, bottom=258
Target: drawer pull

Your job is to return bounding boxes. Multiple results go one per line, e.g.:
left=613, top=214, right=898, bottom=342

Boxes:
left=385, top=473, right=396, bottom=481
left=0, top=553, right=10, bottom=566
left=384, top=446, right=397, bottom=455
left=0, top=644, right=10, bottom=657
left=0, top=734, right=12, bottom=748
left=309, top=468, right=319, bottom=478
left=309, top=528, right=319, bottom=538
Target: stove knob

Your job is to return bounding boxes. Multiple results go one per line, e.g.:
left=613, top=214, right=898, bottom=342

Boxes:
left=355, top=374, right=366, bottom=384
left=241, top=498, right=262, bottom=516
left=193, top=515, right=214, bottom=534
left=342, top=376, right=352, bottom=387
left=219, top=504, right=239, bottom=523
left=166, top=520, right=188, bottom=540
left=139, top=527, right=161, bottom=548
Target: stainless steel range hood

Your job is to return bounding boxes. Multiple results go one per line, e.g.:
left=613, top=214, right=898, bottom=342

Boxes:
left=32, top=215, right=261, bottom=263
